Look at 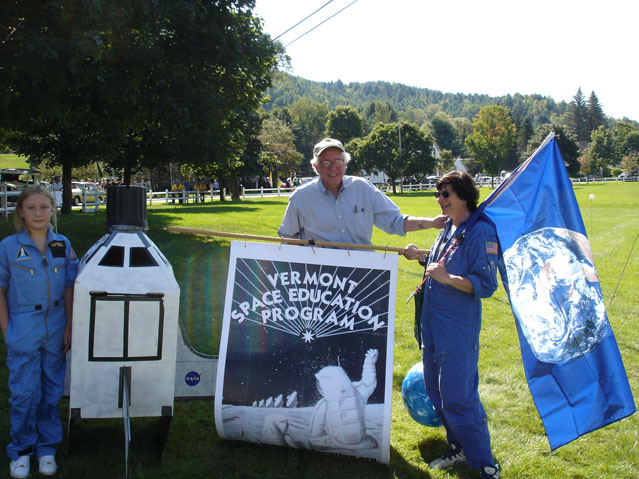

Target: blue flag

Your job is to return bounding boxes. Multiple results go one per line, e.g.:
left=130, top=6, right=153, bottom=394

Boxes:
left=478, top=133, right=635, bottom=449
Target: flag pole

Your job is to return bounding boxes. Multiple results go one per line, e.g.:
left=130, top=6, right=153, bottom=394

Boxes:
left=166, top=226, right=429, bottom=255
left=608, top=228, right=639, bottom=307
left=405, top=275, right=428, bottom=303
left=589, top=193, right=594, bottom=234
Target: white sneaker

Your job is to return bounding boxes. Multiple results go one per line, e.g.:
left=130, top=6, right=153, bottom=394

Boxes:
left=38, top=455, right=57, bottom=476
left=9, top=455, right=30, bottom=479
left=428, top=443, right=466, bottom=469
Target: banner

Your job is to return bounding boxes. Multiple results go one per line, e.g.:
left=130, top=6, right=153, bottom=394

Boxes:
left=479, top=133, right=636, bottom=449
left=215, top=242, right=397, bottom=463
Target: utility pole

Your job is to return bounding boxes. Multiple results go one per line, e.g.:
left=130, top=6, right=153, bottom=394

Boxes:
left=398, top=124, right=403, bottom=194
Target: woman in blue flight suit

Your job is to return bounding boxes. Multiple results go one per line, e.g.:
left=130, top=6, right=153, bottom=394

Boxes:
left=403, top=171, right=501, bottom=479
left=0, top=185, right=78, bottom=478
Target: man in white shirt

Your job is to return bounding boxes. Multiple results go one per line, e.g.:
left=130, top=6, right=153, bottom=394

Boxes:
left=51, top=176, right=63, bottom=207
left=52, top=176, right=63, bottom=191
left=278, top=138, right=446, bottom=245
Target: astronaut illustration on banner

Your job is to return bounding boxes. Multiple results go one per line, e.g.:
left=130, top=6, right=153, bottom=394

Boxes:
left=260, top=348, right=379, bottom=451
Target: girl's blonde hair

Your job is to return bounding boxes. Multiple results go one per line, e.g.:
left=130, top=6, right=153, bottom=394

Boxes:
left=14, top=184, right=57, bottom=232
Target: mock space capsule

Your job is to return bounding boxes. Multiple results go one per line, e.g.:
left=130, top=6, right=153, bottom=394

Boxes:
left=69, top=186, right=180, bottom=419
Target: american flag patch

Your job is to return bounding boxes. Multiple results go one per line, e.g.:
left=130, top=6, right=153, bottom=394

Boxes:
left=485, top=242, right=498, bottom=254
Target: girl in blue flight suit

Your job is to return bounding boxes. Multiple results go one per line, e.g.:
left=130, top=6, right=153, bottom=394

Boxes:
left=0, top=185, right=78, bottom=478
left=403, top=171, right=501, bottom=479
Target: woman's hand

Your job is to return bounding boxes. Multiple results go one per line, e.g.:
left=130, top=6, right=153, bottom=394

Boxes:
left=426, top=261, right=449, bottom=284
left=426, top=261, right=474, bottom=293
left=402, top=243, right=423, bottom=261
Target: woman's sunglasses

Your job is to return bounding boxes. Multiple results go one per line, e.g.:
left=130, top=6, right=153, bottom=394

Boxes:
left=433, top=190, right=450, bottom=198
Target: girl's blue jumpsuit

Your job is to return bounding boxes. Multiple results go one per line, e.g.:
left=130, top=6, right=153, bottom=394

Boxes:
left=421, top=216, right=499, bottom=469
left=0, top=228, right=78, bottom=460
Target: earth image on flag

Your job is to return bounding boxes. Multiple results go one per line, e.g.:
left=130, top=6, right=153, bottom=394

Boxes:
left=503, top=227, right=611, bottom=364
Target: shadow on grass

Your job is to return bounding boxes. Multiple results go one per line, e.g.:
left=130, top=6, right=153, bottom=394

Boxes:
left=45, top=199, right=286, bottom=256
left=44, top=362, right=432, bottom=479
left=149, top=202, right=262, bottom=217
left=61, top=404, right=170, bottom=478
left=389, top=444, right=434, bottom=478
left=417, top=436, right=478, bottom=479
left=571, top=182, right=612, bottom=191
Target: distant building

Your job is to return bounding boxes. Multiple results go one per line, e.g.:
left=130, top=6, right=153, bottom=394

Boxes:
left=431, top=141, right=442, bottom=162
left=454, top=158, right=469, bottom=173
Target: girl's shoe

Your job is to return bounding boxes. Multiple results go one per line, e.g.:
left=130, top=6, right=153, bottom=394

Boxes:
left=9, top=455, right=30, bottom=479
left=38, top=455, right=57, bottom=476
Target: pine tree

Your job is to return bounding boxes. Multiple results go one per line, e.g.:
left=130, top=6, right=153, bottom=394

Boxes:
left=587, top=91, right=606, bottom=135
left=566, top=88, right=589, bottom=143
left=516, top=116, right=534, bottom=161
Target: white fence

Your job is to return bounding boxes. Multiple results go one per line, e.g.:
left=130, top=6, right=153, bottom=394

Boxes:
left=2, top=176, right=637, bottom=220
left=0, top=184, right=102, bottom=220
left=145, top=186, right=297, bottom=205
left=0, top=184, right=18, bottom=220
left=571, top=175, right=639, bottom=184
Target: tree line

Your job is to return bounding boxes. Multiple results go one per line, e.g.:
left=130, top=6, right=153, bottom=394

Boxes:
left=2, top=2, right=638, bottom=216
left=261, top=75, right=639, bottom=182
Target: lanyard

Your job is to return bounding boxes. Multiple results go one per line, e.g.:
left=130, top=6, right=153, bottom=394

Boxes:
left=435, top=237, right=460, bottom=264
left=427, top=224, right=463, bottom=287
left=406, top=225, right=461, bottom=302
left=430, top=225, right=448, bottom=263
left=432, top=222, right=456, bottom=263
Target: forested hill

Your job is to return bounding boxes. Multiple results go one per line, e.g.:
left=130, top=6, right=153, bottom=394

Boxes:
left=264, top=72, right=569, bottom=127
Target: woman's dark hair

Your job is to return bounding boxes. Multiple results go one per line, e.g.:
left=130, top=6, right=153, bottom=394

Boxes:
left=436, top=171, right=480, bottom=212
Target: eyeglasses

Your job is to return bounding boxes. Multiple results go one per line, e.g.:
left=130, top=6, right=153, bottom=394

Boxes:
left=318, top=159, right=345, bottom=168
left=433, top=190, right=450, bottom=198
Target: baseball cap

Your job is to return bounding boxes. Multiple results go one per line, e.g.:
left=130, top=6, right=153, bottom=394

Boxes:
left=313, top=138, right=345, bottom=157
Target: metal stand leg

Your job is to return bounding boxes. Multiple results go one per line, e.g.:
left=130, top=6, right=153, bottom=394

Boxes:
left=121, top=367, right=132, bottom=479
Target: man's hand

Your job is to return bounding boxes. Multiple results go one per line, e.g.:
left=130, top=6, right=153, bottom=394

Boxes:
left=431, top=214, right=448, bottom=229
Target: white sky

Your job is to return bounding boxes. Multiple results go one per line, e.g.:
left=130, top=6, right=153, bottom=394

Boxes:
left=253, top=0, right=638, bottom=122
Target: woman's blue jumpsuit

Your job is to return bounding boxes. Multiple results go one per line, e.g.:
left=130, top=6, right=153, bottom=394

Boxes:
left=421, top=216, right=499, bottom=469
left=0, top=228, right=78, bottom=460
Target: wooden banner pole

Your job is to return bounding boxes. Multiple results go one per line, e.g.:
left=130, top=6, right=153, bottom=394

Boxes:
left=166, top=226, right=430, bottom=255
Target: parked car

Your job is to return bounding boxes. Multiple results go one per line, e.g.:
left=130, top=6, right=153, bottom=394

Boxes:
left=0, top=168, right=41, bottom=190
left=0, top=168, right=41, bottom=206
left=618, top=171, right=637, bottom=179
left=72, top=181, right=106, bottom=205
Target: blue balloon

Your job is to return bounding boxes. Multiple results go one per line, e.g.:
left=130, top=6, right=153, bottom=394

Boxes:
left=401, top=361, right=442, bottom=427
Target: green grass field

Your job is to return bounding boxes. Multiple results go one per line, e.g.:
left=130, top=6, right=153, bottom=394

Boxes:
left=0, top=153, right=30, bottom=169
left=0, top=183, right=637, bottom=478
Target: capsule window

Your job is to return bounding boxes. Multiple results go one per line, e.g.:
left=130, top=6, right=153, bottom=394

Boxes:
left=129, top=247, right=158, bottom=267
left=98, top=246, right=125, bottom=267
